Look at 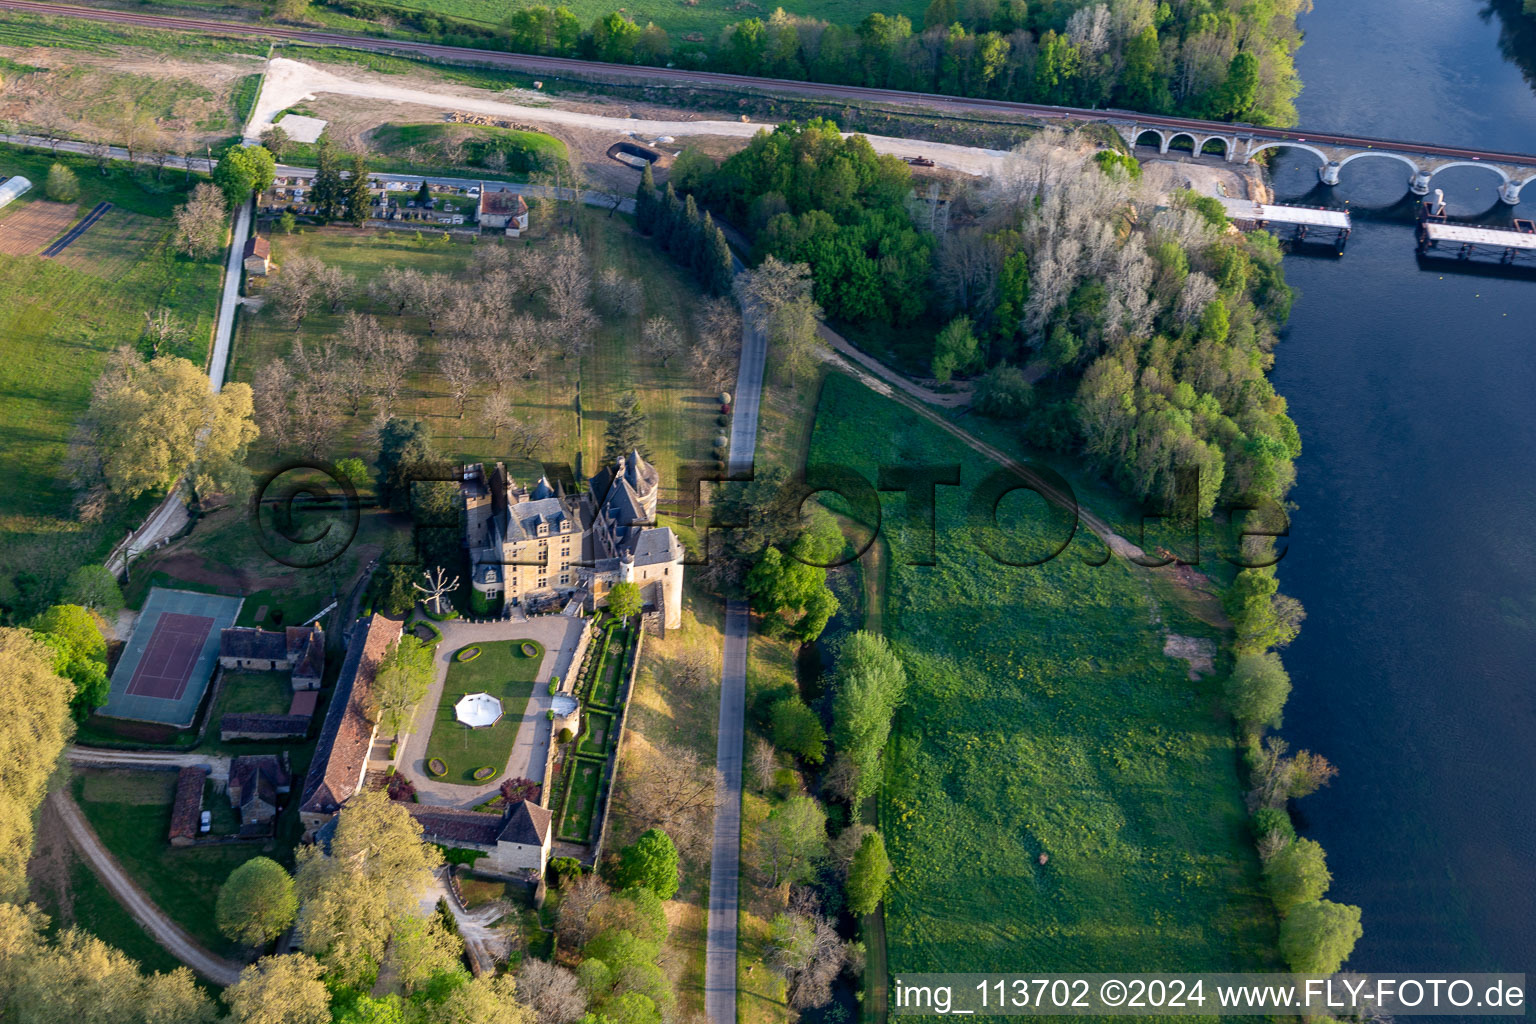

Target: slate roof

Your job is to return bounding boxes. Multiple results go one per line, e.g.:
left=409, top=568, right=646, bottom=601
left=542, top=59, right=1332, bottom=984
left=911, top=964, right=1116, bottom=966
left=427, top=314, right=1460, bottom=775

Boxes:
left=627, top=526, right=682, bottom=567
left=169, top=766, right=206, bottom=841
left=286, top=625, right=324, bottom=680
left=222, top=712, right=310, bottom=736
left=406, top=804, right=503, bottom=846
left=499, top=799, right=552, bottom=846
left=505, top=497, right=569, bottom=542
left=220, top=627, right=288, bottom=662
left=299, top=615, right=401, bottom=817
left=230, top=754, right=289, bottom=809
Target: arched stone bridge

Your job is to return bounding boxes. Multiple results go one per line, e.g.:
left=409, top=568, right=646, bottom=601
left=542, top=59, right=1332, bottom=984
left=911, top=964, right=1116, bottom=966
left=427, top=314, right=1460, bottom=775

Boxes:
left=1112, top=123, right=1536, bottom=204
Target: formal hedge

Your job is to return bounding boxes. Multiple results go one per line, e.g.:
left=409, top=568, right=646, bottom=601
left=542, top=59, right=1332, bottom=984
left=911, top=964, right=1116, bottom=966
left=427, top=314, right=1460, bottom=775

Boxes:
left=471, top=765, right=497, bottom=782
left=456, top=646, right=481, bottom=663
left=521, top=641, right=539, bottom=657
left=427, top=758, right=448, bottom=777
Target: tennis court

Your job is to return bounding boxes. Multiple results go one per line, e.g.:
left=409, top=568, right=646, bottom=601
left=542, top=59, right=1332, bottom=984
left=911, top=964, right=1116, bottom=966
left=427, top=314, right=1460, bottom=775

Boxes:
left=101, top=588, right=244, bottom=727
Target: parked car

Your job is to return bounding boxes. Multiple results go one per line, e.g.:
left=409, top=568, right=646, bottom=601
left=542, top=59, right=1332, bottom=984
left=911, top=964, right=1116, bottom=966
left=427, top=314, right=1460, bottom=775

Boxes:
left=199, top=810, right=211, bottom=834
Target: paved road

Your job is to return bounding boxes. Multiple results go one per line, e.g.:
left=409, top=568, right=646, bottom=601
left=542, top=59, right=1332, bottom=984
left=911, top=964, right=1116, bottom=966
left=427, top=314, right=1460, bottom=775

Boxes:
left=49, top=791, right=244, bottom=985
left=3, top=0, right=1536, bottom=165
left=705, top=601, right=749, bottom=1024
left=208, top=198, right=251, bottom=392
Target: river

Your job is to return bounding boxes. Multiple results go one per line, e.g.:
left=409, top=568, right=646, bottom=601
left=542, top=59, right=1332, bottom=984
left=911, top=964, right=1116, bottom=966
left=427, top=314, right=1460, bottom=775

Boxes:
left=1261, top=0, right=1536, bottom=979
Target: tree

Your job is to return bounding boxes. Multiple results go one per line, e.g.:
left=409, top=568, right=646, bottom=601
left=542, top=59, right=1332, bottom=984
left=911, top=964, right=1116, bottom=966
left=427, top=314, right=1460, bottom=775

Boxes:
left=259, top=125, right=290, bottom=159
left=60, top=564, right=124, bottom=616
left=335, top=457, right=370, bottom=490
left=375, top=417, right=443, bottom=510
left=750, top=736, right=778, bottom=793
left=415, top=180, right=432, bottom=206
left=974, top=363, right=1033, bottom=417
left=382, top=914, right=465, bottom=995
left=931, top=315, right=979, bottom=381
left=845, top=830, right=890, bottom=916
left=440, top=347, right=478, bottom=418
left=434, top=974, right=533, bottom=1024
left=556, top=873, right=611, bottom=948
left=517, top=957, right=587, bottom=1024
left=216, top=856, right=298, bottom=947
left=606, top=581, right=642, bottom=620
left=371, top=634, right=435, bottom=735
left=1277, top=899, right=1363, bottom=975
left=1225, top=651, right=1292, bottom=733
left=1225, top=569, right=1305, bottom=654
left=0, top=629, right=74, bottom=901
left=736, top=257, right=820, bottom=382
left=28, top=604, right=109, bottom=722
left=294, top=790, right=443, bottom=984
left=616, top=739, right=720, bottom=860
left=311, top=145, right=346, bottom=222
left=44, top=162, right=78, bottom=202
left=1263, top=837, right=1331, bottom=915
left=173, top=182, right=228, bottom=260
left=640, top=316, right=684, bottom=366
left=746, top=544, right=839, bottom=642
left=595, top=266, right=643, bottom=315
left=224, top=954, right=331, bottom=1024
left=213, top=144, right=276, bottom=206
left=769, top=695, right=826, bottom=764
left=346, top=154, right=372, bottom=226
left=759, top=796, right=827, bottom=886
left=602, top=391, right=650, bottom=463
left=615, top=827, right=680, bottom=899
left=143, top=307, right=191, bottom=358
left=829, top=631, right=907, bottom=803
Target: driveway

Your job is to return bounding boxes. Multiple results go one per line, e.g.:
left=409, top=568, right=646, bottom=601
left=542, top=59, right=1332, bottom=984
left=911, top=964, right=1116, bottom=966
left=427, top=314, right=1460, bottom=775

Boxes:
left=397, top=616, right=585, bottom=809
left=50, top=791, right=243, bottom=985
left=705, top=601, right=749, bottom=1024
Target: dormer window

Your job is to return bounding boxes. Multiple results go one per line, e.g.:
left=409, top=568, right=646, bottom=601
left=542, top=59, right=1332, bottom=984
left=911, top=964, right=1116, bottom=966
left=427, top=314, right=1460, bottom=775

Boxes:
left=536, top=522, right=547, bottom=536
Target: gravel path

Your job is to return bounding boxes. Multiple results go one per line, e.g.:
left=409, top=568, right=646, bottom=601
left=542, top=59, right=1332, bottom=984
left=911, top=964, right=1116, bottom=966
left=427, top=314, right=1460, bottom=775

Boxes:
left=65, top=746, right=232, bottom=781
left=49, top=791, right=244, bottom=986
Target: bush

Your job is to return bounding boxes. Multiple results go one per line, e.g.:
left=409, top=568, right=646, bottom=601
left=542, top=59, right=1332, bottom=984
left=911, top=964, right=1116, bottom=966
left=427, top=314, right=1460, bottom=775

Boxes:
left=550, top=856, right=582, bottom=884
left=423, top=604, right=460, bottom=621
left=546, top=709, right=556, bottom=721
left=45, top=163, right=80, bottom=202
left=548, top=680, right=559, bottom=696
left=471, top=765, right=497, bottom=781
left=415, top=619, right=444, bottom=644
left=427, top=757, right=447, bottom=777
left=520, top=641, right=539, bottom=657
left=1250, top=807, right=1295, bottom=844
left=456, top=646, right=481, bottom=662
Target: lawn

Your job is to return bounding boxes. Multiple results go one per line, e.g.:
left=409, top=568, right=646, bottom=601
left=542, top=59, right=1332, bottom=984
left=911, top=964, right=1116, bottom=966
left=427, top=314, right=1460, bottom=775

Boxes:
left=228, top=207, right=721, bottom=507
left=584, top=621, right=630, bottom=707
left=0, top=143, right=225, bottom=615
left=805, top=371, right=1278, bottom=976
left=70, top=769, right=276, bottom=958
left=363, top=122, right=569, bottom=183
left=575, top=707, right=614, bottom=756
left=555, top=756, right=603, bottom=843
left=211, top=669, right=294, bottom=716
left=425, top=639, right=543, bottom=783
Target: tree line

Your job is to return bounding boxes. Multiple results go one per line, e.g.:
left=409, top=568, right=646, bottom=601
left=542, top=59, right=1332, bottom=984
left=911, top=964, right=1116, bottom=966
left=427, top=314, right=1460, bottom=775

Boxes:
left=318, top=0, right=1305, bottom=127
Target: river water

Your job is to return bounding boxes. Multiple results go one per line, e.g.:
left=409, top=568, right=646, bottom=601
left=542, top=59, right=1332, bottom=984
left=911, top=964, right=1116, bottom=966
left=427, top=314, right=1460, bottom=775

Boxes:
left=1261, top=0, right=1536, bottom=978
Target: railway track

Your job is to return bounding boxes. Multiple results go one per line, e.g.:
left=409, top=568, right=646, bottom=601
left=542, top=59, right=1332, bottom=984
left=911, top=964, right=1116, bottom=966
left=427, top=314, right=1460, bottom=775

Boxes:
left=3, top=0, right=1535, bottom=165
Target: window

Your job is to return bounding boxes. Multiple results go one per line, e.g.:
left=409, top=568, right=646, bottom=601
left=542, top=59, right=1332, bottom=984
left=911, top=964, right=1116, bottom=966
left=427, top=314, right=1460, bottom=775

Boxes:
left=538, top=578, right=548, bottom=589
left=560, top=574, right=569, bottom=585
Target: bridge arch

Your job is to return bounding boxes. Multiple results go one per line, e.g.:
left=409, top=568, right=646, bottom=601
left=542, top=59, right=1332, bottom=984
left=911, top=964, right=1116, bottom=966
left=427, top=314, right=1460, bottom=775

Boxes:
left=1165, top=131, right=1198, bottom=153
left=1244, top=140, right=1332, bottom=167
left=1335, top=151, right=1422, bottom=177
left=1133, top=129, right=1166, bottom=150
left=1199, top=136, right=1231, bottom=157
left=1426, top=160, right=1512, bottom=184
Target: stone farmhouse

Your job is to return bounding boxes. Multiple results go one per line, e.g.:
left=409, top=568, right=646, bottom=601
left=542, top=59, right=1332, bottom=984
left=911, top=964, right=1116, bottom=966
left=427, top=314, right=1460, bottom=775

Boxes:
left=406, top=800, right=553, bottom=877
left=219, top=623, right=324, bottom=690
left=461, top=451, right=683, bottom=629
left=228, top=754, right=291, bottom=833
left=478, top=188, right=529, bottom=235
left=298, top=615, right=401, bottom=837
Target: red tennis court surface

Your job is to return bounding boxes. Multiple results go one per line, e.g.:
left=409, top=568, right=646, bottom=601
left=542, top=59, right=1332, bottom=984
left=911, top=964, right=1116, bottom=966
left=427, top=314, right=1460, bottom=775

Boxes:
left=125, top=612, right=215, bottom=701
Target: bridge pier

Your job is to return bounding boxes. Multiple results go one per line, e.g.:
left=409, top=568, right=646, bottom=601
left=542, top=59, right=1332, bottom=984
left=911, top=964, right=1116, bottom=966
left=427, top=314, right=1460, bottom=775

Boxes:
left=1499, top=180, right=1524, bottom=205
left=1318, top=162, right=1341, bottom=186
left=1410, top=171, right=1433, bottom=196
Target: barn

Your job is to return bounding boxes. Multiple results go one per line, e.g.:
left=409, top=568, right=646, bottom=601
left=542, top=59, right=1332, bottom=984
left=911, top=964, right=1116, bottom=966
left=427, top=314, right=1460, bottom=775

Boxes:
left=0, top=176, right=34, bottom=211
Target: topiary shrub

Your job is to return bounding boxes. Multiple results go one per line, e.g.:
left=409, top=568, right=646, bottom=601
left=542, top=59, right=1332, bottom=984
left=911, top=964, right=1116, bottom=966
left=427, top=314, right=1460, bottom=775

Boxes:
left=557, top=727, right=575, bottom=745
left=546, top=709, right=556, bottom=721
left=456, top=646, right=481, bottom=662
left=427, top=757, right=448, bottom=777
left=548, top=679, right=558, bottom=696
left=471, top=765, right=497, bottom=782
left=520, top=641, right=539, bottom=657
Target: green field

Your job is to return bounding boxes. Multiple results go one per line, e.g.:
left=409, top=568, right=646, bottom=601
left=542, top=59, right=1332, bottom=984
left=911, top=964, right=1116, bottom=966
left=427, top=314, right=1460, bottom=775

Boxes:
left=211, top=670, right=294, bottom=716
left=364, top=122, right=569, bottom=183
left=805, top=372, right=1278, bottom=977
left=71, top=770, right=274, bottom=958
left=576, top=706, right=614, bottom=756
left=556, top=755, right=603, bottom=842
left=0, top=144, right=225, bottom=616
left=426, top=639, right=543, bottom=783
left=228, top=208, right=720, bottom=503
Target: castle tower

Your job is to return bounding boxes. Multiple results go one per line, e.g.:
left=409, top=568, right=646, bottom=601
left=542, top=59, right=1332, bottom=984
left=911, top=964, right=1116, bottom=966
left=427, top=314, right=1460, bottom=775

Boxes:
left=625, top=450, right=659, bottom=521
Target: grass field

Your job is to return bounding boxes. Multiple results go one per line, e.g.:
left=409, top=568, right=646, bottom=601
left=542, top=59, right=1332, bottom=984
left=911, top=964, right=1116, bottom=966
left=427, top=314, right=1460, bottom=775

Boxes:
left=804, top=371, right=1277, bottom=979
left=0, top=144, right=225, bottom=615
left=363, top=122, right=569, bottom=183
left=426, top=639, right=543, bottom=783
left=228, top=207, right=720, bottom=502
left=211, top=669, right=294, bottom=716
left=556, top=755, right=603, bottom=842
left=71, top=769, right=273, bottom=958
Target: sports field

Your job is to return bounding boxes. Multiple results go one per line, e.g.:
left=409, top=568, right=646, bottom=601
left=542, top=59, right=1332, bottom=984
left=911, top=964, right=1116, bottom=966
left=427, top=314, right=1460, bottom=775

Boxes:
left=101, top=587, right=244, bottom=726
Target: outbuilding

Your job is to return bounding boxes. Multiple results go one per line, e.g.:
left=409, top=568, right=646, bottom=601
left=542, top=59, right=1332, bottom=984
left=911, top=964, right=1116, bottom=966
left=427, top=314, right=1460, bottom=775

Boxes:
left=243, top=235, right=272, bottom=277
left=478, top=187, right=529, bottom=236
left=0, top=175, right=34, bottom=211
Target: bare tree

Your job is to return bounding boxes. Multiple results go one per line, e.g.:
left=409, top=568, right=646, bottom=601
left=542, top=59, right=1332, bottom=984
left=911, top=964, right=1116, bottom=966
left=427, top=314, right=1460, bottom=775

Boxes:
left=504, top=417, right=553, bottom=459
left=364, top=326, right=418, bottom=412
left=142, top=308, right=190, bottom=357
left=115, top=107, right=154, bottom=164
left=594, top=266, right=643, bottom=317
left=641, top=315, right=684, bottom=367
left=267, top=255, right=323, bottom=329
left=616, top=739, right=721, bottom=860
left=545, top=234, right=593, bottom=325
left=765, top=913, right=852, bottom=1010
left=172, top=183, right=228, bottom=260
left=316, top=264, right=355, bottom=313
left=251, top=360, right=294, bottom=455
left=555, top=873, right=610, bottom=949
left=827, top=822, right=874, bottom=875
left=516, top=959, right=586, bottom=1024
left=750, top=736, right=778, bottom=794
left=438, top=346, right=477, bottom=418
left=83, top=129, right=112, bottom=174
left=475, top=313, right=544, bottom=395
left=147, top=124, right=176, bottom=181
left=413, top=565, right=460, bottom=616
left=471, top=241, right=512, bottom=280
left=482, top=391, right=514, bottom=441
left=31, top=99, right=69, bottom=156
left=735, top=257, right=820, bottom=382
left=692, top=296, right=742, bottom=392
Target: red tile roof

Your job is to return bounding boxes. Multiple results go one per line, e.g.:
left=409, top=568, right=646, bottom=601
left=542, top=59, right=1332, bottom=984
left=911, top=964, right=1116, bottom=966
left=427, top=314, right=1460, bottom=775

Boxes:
left=299, top=616, right=401, bottom=817
left=479, top=190, right=528, bottom=217
left=168, top=766, right=206, bottom=841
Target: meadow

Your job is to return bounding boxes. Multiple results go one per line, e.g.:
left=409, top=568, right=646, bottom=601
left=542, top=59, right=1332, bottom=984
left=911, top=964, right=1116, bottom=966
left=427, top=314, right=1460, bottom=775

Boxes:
left=0, top=144, right=225, bottom=615
left=229, top=205, right=721, bottom=501
left=805, top=371, right=1279, bottom=978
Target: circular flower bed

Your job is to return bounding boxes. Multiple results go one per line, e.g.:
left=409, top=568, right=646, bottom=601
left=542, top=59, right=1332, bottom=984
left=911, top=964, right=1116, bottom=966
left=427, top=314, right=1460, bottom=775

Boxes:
left=427, top=758, right=447, bottom=777
left=456, top=646, right=482, bottom=662
left=520, top=642, right=539, bottom=658
left=472, top=765, right=497, bottom=782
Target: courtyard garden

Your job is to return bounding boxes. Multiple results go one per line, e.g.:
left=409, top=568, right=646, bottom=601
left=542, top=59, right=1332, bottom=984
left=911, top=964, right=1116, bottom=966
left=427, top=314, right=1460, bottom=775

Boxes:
left=424, top=638, right=543, bottom=784
left=552, top=616, right=640, bottom=846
